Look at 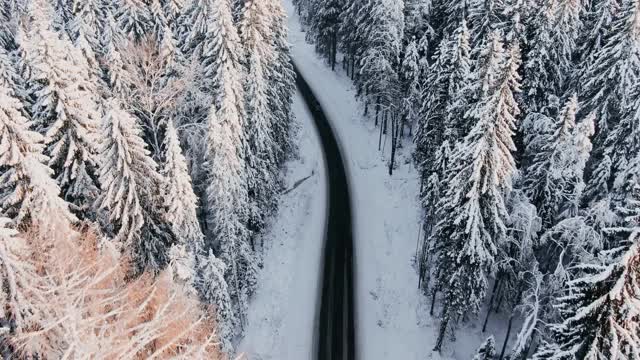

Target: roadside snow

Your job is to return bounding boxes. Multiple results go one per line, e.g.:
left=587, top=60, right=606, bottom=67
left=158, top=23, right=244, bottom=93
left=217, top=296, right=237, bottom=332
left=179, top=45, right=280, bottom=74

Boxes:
left=238, top=91, right=326, bottom=359
left=283, top=2, right=513, bottom=359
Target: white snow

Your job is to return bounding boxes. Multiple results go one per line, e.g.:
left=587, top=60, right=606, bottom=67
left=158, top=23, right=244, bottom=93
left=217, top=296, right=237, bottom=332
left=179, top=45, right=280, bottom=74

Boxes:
left=241, top=3, right=515, bottom=359
left=238, top=91, right=327, bottom=359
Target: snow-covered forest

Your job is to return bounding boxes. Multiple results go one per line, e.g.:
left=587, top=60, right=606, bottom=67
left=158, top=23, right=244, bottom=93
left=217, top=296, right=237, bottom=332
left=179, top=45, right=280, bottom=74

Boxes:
left=0, top=0, right=295, bottom=357
left=293, top=0, right=640, bottom=358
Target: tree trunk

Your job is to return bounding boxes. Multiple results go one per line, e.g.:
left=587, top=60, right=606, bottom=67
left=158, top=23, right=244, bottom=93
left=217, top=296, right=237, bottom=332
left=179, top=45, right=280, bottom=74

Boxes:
left=389, top=114, right=399, bottom=175
left=378, top=115, right=384, bottom=150
left=499, top=313, right=515, bottom=360
left=375, top=97, right=381, bottom=126
left=482, top=275, right=502, bottom=332
left=433, top=308, right=449, bottom=352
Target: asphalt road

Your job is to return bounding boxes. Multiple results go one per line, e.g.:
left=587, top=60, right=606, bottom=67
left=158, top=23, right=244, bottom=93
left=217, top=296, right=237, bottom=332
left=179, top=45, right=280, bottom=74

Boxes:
left=294, top=66, right=356, bottom=360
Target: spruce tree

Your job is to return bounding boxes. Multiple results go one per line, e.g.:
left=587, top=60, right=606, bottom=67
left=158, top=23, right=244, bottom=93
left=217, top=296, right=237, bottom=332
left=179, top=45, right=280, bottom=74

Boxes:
left=241, top=0, right=280, bottom=231
left=522, top=96, right=595, bottom=228
left=98, top=99, right=174, bottom=274
left=161, top=119, right=204, bottom=252
left=432, top=41, right=520, bottom=352
left=196, top=249, right=237, bottom=353
left=0, top=82, right=74, bottom=230
left=473, top=336, right=497, bottom=360
left=25, top=0, right=102, bottom=217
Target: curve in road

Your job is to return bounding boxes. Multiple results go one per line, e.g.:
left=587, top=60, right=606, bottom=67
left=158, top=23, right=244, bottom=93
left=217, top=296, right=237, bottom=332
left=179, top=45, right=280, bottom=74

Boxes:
left=294, top=66, right=356, bottom=360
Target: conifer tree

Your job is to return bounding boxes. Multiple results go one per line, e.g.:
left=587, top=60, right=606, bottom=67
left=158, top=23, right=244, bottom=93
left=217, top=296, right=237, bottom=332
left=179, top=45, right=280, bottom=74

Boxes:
left=432, top=41, right=521, bottom=352
left=473, top=336, right=497, bottom=360
left=117, top=0, right=151, bottom=42
left=582, top=1, right=640, bottom=204
left=522, top=96, right=595, bottom=228
left=265, top=0, right=296, bottom=164
left=25, top=0, right=102, bottom=217
left=98, top=99, right=174, bottom=274
left=307, top=0, right=342, bottom=70
left=161, top=119, right=204, bottom=252
left=524, top=0, right=583, bottom=113
left=241, top=0, right=280, bottom=230
left=196, top=249, right=237, bottom=353
left=0, top=82, right=74, bottom=230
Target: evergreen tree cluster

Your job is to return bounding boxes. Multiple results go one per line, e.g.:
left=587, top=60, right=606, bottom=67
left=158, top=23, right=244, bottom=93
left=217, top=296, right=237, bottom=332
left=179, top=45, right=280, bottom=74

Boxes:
left=0, top=0, right=295, bottom=352
left=294, top=0, right=640, bottom=358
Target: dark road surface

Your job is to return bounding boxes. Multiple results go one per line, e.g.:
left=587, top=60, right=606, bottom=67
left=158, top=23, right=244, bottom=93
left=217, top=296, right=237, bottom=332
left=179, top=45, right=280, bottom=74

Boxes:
left=294, top=66, right=356, bottom=360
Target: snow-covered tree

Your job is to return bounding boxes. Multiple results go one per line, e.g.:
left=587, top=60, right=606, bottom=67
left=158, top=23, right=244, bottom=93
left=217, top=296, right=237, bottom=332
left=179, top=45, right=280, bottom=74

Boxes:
left=432, top=40, right=521, bottom=351
left=307, top=0, right=343, bottom=69
left=533, top=228, right=640, bottom=360
left=0, top=82, right=75, bottom=230
left=473, top=336, right=497, bottom=360
left=579, top=0, right=640, bottom=188
left=117, top=0, right=151, bottom=42
left=98, top=99, right=174, bottom=274
left=161, top=119, right=204, bottom=252
left=241, top=0, right=280, bottom=230
left=196, top=249, right=237, bottom=353
left=24, top=1, right=102, bottom=217
left=522, top=96, right=595, bottom=228
left=205, top=104, right=257, bottom=332
left=524, top=0, right=584, bottom=113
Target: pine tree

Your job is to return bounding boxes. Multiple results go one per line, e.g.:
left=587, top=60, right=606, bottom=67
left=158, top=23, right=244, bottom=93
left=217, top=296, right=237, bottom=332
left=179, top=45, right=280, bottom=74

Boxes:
left=533, top=228, right=640, bottom=360
left=473, top=336, right=497, bottom=360
left=307, top=0, right=342, bottom=69
left=98, top=99, right=174, bottom=274
left=24, top=4, right=102, bottom=217
left=117, top=0, right=151, bottom=42
left=432, top=40, right=520, bottom=352
left=581, top=0, right=640, bottom=203
left=265, top=0, right=296, bottom=165
left=196, top=249, right=237, bottom=353
left=400, top=39, right=421, bottom=136
left=524, top=0, right=583, bottom=113
left=161, top=119, right=204, bottom=252
left=0, top=82, right=74, bottom=230
left=205, top=104, right=258, bottom=333
left=241, top=0, right=280, bottom=231
left=522, top=96, right=595, bottom=228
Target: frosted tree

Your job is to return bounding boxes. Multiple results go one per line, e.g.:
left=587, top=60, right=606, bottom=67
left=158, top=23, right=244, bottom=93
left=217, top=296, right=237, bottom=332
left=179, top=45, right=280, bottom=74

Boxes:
left=98, top=99, right=174, bottom=274
left=473, top=336, right=497, bottom=360
left=307, top=0, right=343, bottom=69
left=161, top=119, right=204, bottom=252
left=241, top=0, right=280, bottom=230
left=24, top=1, right=102, bottom=217
left=533, top=228, right=640, bottom=360
left=579, top=0, right=640, bottom=179
left=400, top=39, right=421, bottom=136
left=205, top=105, right=258, bottom=333
left=266, top=0, right=296, bottom=164
left=117, top=0, right=151, bottom=42
left=524, top=0, right=583, bottom=113
left=521, top=96, right=595, bottom=228
left=432, top=40, right=520, bottom=352
left=0, top=82, right=75, bottom=231
left=196, top=249, right=237, bottom=353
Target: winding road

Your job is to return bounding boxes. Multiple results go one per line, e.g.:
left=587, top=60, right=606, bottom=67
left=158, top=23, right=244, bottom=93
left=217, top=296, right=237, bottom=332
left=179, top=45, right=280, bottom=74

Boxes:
left=294, top=67, right=356, bottom=360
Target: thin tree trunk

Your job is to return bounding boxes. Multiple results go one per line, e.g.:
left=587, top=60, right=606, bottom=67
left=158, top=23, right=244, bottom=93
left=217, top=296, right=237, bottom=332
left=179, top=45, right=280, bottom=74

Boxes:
left=499, top=314, right=515, bottom=360
left=378, top=115, right=384, bottom=150
left=482, top=275, right=502, bottom=332
left=389, top=114, right=399, bottom=175
left=375, top=97, right=381, bottom=126
left=433, top=308, right=449, bottom=352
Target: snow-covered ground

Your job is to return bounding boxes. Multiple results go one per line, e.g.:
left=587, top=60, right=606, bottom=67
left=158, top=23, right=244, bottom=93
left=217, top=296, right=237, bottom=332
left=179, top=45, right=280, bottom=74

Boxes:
left=282, top=2, right=513, bottom=359
left=238, top=91, right=326, bottom=359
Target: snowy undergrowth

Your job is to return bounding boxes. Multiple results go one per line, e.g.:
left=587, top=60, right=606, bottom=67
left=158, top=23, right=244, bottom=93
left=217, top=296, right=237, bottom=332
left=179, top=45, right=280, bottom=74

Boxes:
left=238, top=91, right=326, bottom=359
left=284, top=2, right=513, bottom=359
